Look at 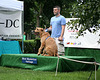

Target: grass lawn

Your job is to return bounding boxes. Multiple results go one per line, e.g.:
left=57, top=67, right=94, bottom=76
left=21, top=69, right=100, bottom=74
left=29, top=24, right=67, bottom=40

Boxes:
left=0, top=66, right=100, bottom=80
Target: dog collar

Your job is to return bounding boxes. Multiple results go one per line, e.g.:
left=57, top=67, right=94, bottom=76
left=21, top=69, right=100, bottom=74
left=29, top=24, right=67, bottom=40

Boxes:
left=45, top=36, right=50, bottom=40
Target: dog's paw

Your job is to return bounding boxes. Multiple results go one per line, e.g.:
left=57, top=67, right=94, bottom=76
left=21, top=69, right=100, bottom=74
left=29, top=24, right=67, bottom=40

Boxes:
left=41, top=54, right=44, bottom=56
left=37, top=53, right=40, bottom=56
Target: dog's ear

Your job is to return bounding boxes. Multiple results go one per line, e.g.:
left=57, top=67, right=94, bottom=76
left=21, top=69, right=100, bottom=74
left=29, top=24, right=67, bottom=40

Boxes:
left=41, top=28, right=44, bottom=31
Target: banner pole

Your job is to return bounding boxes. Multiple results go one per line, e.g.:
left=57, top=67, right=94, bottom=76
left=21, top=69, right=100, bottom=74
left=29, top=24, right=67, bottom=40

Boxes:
left=22, top=11, right=24, bottom=53
left=22, top=34, right=24, bottom=53
left=95, top=64, right=96, bottom=80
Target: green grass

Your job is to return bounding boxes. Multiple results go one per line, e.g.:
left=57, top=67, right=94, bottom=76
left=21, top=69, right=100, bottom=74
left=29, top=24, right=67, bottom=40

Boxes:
left=0, top=66, right=100, bottom=80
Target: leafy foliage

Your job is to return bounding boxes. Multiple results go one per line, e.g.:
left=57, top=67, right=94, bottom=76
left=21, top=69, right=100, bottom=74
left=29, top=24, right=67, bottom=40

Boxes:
left=24, top=0, right=76, bottom=39
left=19, top=39, right=40, bottom=53
left=69, top=0, right=100, bottom=35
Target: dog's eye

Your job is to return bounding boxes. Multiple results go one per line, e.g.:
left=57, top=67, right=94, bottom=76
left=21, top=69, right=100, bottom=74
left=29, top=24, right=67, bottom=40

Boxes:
left=37, top=29, right=38, bottom=30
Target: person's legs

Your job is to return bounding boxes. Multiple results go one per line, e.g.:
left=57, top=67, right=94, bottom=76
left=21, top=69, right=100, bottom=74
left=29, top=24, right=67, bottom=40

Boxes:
left=54, top=38, right=65, bottom=56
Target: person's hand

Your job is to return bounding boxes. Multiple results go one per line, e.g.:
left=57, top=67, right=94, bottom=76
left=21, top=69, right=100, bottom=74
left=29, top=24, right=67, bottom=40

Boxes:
left=58, top=36, right=63, bottom=41
left=44, top=29, right=48, bottom=32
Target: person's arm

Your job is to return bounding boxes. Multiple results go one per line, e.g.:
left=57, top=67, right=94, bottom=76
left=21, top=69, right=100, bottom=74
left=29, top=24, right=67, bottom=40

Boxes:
left=58, top=25, right=65, bottom=41
left=45, top=25, right=52, bottom=32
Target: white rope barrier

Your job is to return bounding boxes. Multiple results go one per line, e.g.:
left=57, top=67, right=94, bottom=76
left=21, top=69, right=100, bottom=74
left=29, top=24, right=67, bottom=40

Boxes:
left=59, top=56, right=100, bottom=65
left=55, top=56, right=100, bottom=80
left=55, top=57, right=59, bottom=76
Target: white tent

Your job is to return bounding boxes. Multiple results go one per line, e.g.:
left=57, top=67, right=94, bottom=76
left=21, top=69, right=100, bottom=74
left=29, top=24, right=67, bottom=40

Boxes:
left=0, top=0, right=23, bottom=11
left=0, top=0, right=23, bottom=39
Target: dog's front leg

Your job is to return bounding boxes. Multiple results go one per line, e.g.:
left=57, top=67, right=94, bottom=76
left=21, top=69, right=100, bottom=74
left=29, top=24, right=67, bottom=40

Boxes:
left=37, top=42, right=45, bottom=56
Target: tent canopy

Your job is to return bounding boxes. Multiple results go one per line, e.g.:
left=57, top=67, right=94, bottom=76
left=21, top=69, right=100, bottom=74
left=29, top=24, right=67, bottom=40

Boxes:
left=0, top=0, right=23, bottom=11
left=0, top=0, right=23, bottom=39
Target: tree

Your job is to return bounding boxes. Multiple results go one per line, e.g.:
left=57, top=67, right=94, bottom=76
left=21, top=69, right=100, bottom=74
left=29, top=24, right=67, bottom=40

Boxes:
left=24, top=0, right=63, bottom=38
left=24, top=0, right=76, bottom=39
left=69, top=0, right=100, bottom=35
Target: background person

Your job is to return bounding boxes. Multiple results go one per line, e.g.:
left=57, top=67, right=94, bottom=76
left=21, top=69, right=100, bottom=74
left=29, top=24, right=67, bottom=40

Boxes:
left=23, top=32, right=26, bottom=41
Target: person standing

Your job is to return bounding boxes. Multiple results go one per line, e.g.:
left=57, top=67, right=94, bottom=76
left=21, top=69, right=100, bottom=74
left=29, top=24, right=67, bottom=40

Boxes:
left=23, top=32, right=26, bottom=41
left=45, top=6, right=66, bottom=56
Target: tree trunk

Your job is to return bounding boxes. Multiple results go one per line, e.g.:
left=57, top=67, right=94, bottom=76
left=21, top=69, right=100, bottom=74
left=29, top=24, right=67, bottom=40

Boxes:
left=36, top=15, right=40, bottom=27
left=36, top=4, right=43, bottom=27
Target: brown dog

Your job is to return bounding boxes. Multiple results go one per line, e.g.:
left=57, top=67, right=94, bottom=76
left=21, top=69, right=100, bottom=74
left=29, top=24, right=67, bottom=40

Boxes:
left=34, top=27, right=58, bottom=56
